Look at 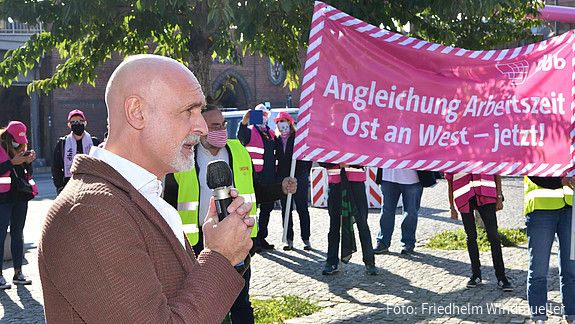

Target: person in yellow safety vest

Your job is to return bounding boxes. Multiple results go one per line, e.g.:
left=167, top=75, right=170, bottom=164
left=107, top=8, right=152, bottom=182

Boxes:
left=164, top=104, right=296, bottom=324
left=524, top=176, right=575, bottom=323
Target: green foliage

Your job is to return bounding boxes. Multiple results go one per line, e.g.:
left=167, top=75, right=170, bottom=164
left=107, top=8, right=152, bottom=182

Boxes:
left=0, top=0, right=545, bottom=94
left=426, top=227, right=527, bottom=252
left=251, top=295, right=322, bottom=324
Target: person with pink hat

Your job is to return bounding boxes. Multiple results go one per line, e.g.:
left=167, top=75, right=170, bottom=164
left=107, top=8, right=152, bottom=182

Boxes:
left=0, top=121, right=38, bottom=289
left=273, top=112, right=313, bottom=251
left=51, top=109, right=101, bottom=193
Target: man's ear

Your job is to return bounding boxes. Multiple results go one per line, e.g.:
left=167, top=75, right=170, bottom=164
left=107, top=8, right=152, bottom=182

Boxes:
left=125, top=96, right=145, bottom=130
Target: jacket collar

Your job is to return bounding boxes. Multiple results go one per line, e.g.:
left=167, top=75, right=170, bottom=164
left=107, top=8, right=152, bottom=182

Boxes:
left=71, top=155, right=195, bottom=264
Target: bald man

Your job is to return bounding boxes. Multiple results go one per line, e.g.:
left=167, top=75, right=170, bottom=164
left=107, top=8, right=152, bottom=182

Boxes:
left=38, top=54, right=255, bottom=323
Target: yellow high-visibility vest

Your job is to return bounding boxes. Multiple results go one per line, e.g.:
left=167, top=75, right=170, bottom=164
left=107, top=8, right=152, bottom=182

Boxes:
left=174, top=140, right=258, bottom=246
left=524, top=176, right=573, bottom=215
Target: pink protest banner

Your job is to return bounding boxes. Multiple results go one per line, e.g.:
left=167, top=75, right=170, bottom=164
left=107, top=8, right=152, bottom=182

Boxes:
left=294, top=1, right=575, bottom=176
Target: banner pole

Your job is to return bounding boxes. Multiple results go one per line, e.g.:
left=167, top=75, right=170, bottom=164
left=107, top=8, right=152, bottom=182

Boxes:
left=571, top=187, right=575, bottom=260
left=570, top=40, right=575, bottom=261
left=282, top=158, right=297, bottom=243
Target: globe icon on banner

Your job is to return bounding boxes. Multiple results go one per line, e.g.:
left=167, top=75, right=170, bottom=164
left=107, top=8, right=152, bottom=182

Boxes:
left=496, top=60, right=529, bottom=84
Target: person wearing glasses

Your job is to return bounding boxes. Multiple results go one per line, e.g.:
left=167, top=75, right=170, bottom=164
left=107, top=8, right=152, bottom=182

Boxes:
left=164, top=104, right=296, bottom=323
left=51, top=109, right=100, bottom=193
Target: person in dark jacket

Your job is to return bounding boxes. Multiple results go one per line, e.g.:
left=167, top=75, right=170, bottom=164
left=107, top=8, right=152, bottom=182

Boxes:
left=274, top=111, right=313, bottom=251
left=0, top=121, right=37, bottom=289
left=51, top=109, right=100, bottom=193
left=237, top=104, right=277, bottom=251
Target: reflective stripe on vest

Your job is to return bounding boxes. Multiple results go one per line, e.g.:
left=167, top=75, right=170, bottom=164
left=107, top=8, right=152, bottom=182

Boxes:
left=451, top=173, right=496, bottom=213
left=246, top=126, right=274, bottom=172
left=177, top=201, right=198, bottom=211
left=0, top=147, right=11, bottom=193
left=174, top=139, right=258, bottom=246
left=246, top=146, right=265, bottom=155
left=182, top=223, right=199, bottom=244
left=27, top=174, right=38, bottom=196
left=0, top=146, right=37, bottom=195
left=327, top=167, right=366, bottom=184
left=524, top=176, right=573, bottom=215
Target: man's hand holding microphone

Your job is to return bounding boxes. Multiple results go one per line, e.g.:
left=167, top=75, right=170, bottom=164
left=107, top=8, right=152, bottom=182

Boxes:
left=202, top=160, right=254, bottom=267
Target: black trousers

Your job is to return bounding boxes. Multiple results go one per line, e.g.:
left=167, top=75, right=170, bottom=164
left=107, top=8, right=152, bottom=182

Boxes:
left=230, top=267, right=254, bottom=323
left=460, top=199, right=506, bottom=280
left=256, top=202, right=275, bottom=242
left=280, top=174, right=311, bottom=242
left=326, top=181, right=375, bottom=266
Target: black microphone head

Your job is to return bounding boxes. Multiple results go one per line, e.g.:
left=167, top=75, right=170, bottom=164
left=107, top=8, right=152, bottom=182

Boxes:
left=206, top=160, right=233, bottom=189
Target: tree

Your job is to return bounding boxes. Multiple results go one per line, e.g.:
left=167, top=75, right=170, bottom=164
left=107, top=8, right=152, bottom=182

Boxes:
left=0, top=0, right=544, bottom=94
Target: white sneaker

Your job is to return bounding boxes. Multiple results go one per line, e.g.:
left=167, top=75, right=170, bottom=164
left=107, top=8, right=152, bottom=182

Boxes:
left=13, top=272, right=31, bottom=285
left=0, top=275, right=11, bottom=289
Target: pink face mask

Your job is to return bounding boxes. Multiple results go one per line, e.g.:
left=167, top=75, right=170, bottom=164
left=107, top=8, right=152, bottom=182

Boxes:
left=206, top=129, right=228, bottom=148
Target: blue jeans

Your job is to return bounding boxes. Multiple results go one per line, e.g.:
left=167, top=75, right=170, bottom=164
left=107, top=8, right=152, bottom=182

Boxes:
left=0, top=201, right=28, bottom=270
left=526, top=207, right=575, bottom=321
left=326, top=182, right=375, bottom=266
left=377, top=181, right=423, bottom=249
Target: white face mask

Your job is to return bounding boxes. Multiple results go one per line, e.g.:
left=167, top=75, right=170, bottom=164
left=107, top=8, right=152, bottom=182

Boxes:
left=277, top=121, right=291, bottom=136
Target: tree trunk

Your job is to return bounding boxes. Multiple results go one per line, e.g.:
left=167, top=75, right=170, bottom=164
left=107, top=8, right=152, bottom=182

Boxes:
left=189, top=50, right=212, bottom=97
left=187, top=0, right=212, bottom=97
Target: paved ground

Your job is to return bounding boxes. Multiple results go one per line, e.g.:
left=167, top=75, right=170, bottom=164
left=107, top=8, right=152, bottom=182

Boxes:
left=0, top=175, right=568, bottom=323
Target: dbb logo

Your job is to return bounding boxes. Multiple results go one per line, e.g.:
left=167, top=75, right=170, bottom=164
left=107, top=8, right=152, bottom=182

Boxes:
left=536, top=53, right=566, bottom=72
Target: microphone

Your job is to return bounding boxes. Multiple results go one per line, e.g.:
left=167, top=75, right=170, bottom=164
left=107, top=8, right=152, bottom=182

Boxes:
left=206, top=160, right=233, bottom=222
left=206, top=160, right=246, bottom=272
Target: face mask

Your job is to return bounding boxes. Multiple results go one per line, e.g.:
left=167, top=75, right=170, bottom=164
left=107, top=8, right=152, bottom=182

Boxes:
left=277, top=121, right=291, bottom=137
left=71, top=123, right=85, bottom=136
left=206, top=129, right=228, bottom=148
left=11, top=141, right=20, bottom=149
